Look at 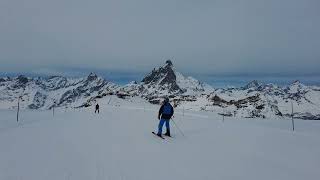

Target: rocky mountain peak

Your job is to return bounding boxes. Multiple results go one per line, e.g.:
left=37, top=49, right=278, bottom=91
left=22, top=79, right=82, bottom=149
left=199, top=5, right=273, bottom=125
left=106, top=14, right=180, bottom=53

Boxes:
left=285, top=80, right=307, bottom=95
left=87, top=72, right=98, bottom=81
left=243, top=80, right=262, bottom=89
left=142, top=60, right=176, bottom=85
left=17, top=75, right=29, bottom=84
left=165, top=59, right=173, bottom=66
left=135, top=60, right=212, bottom=96
left=291, top=80, right=301, bottom=86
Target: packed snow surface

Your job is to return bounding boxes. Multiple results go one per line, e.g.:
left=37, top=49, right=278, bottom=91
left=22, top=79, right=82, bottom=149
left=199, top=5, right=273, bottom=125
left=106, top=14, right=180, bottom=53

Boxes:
left=0, top=97, right=320, bottom=180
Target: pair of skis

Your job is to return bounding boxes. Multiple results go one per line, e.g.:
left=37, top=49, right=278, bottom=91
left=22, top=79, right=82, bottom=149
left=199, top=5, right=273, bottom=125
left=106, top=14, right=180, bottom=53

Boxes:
left=152, top=132, right=171, bottom=140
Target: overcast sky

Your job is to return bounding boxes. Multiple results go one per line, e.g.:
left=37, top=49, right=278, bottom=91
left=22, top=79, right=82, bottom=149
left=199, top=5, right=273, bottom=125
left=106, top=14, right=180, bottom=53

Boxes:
left=0, top=0, right=319, bottom=76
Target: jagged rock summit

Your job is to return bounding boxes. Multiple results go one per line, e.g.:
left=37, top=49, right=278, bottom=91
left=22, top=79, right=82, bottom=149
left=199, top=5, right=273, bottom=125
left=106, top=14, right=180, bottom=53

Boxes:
left=243, top=80, right=263, bottom=90
left=141, top=60, right=182, bottom=94
left=124, top=60, right=212, bottom=98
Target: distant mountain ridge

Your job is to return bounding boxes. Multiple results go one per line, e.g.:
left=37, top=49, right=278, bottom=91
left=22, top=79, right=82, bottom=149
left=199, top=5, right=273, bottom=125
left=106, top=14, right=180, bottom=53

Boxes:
left=0, top=73, right=119, bottom=110
left=0, top=60, right=320, bottom=120
left=208, top=80, right=320, bottom=120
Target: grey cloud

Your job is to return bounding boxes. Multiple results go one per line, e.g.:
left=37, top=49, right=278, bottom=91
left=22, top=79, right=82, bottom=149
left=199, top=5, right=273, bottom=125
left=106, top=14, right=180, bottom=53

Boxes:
left=0, top=0, right=319, bottom=75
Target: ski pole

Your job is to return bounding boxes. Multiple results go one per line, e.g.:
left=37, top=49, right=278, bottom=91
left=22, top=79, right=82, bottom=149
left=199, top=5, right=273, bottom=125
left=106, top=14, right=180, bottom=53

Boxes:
left=171, top=118, right=185, bottom=137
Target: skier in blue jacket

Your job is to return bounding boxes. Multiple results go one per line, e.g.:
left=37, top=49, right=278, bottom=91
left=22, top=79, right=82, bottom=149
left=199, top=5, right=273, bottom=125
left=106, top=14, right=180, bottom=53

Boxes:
left=157, top=97, right=174, bottom=137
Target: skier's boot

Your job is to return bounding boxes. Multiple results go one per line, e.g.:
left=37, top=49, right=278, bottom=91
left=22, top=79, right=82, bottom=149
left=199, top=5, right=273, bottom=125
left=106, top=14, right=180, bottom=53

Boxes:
left=156, top=133, right=163, bottom=138
left=164, top=129, right=171, bottom=137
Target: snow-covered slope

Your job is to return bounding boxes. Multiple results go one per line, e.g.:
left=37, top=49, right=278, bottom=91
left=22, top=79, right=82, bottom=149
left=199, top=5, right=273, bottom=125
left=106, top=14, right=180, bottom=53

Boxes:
left=0, top=73, right=119, bottom=110
left=0, top=100, right=320, bottom=180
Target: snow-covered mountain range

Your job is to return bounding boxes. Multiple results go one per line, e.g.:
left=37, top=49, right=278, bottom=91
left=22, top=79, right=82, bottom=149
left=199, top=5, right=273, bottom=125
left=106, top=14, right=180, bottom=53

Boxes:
left=202, top=80, right=320, bottom=120
left=1, top=60, right=319, bottom=120
left=0, top=73, right=119, bottom=110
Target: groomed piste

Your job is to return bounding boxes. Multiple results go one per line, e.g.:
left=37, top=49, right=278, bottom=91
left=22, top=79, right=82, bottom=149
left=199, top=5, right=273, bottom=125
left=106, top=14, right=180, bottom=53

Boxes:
left=1, top=96, right=320, bottom=180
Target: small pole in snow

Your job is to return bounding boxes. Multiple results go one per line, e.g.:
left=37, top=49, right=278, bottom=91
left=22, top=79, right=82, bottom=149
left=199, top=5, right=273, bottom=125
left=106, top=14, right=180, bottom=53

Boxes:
left=16, top=96, right=22, bottom=122
left=222, top=106, right=225, bottom=123
left=108, top=96, right=112, bottom=105
left=52, top=101, right=56, bottom=117
left=291, top=101, right=295, bottom=131
left=183, top=106, right=185, bottom=117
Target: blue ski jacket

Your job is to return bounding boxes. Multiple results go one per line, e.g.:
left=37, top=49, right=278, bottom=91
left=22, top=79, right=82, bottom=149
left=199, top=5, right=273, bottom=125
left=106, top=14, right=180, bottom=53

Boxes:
left=158, top=103, right=174, bottom=120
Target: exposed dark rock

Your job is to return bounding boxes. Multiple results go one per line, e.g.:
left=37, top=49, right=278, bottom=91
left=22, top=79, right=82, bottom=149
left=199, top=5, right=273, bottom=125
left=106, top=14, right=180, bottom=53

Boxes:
left=209, top=95, right=228, bottom=106
left=87, top=72, right=98, bottom=81
left=141, top=61, right=182, bottom=94
left=116, top=91, right=130, bottom=99
left=166, top=60, right=173, bottom=66
left=285, top=112, right=320, bottom=120
left=256, top=104, right=265, bottom=110
left=243, top=80, right=262, bottom=90
left=28, top=92, right=47, bottom=109
left=59, top=89, right=79, bottom=105
left=248, top=109, right=266, bottom=119
left=17, top=75, right=29, bottom=84
left=218, top=112, right=233, bottom=117
left=149, top=98, right=162, bottom=105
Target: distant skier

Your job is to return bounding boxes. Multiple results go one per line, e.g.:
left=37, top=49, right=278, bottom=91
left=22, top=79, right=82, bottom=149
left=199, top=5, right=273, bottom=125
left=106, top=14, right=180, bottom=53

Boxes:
left=95, top=103, right=100, bottom=114
left=156, top=97, right=174, bottom=137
